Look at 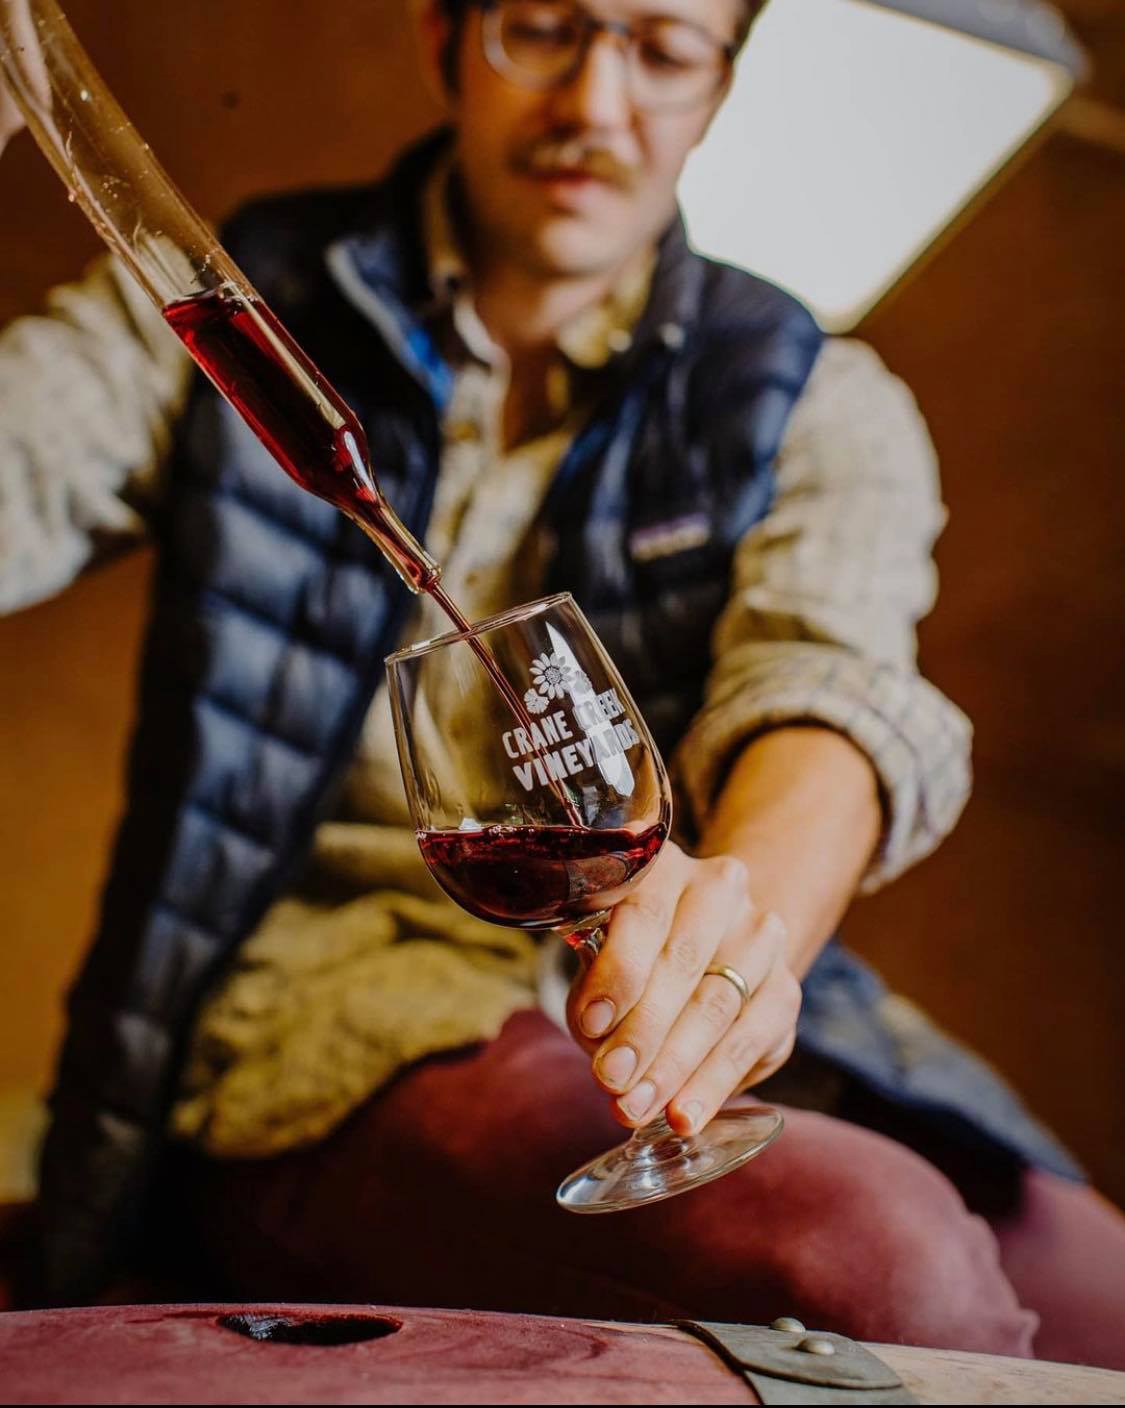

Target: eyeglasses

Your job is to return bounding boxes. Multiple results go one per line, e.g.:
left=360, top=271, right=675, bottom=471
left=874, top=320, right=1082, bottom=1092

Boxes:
left=476, top=0, right=737, bottom=113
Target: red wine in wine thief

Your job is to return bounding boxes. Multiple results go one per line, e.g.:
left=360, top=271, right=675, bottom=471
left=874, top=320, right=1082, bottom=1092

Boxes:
left=163, top=285, right=582, bottom=824
left=163, top=285, right=442, bottom=595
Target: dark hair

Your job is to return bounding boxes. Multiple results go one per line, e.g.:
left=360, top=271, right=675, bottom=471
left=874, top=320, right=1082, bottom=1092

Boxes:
left=436, top=0, right=766, bottom=93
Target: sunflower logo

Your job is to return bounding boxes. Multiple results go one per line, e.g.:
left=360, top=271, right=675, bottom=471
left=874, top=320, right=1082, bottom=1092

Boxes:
left=529, top=652, right=574, bottom=702
left=523, top=687, right=549, bottom=716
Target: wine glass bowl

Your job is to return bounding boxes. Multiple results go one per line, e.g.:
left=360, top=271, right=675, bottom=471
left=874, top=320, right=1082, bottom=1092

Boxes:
left=386, top=592, right=671, bottom=931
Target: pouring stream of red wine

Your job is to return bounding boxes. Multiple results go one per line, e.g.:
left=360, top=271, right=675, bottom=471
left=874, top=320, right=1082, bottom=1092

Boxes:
left=162, top=284, right=585, bottom=828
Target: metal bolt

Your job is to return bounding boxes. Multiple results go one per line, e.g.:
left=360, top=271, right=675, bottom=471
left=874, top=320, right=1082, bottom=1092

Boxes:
left=799, top=1336, right=837, bottom=1356
left=770, top=1316, right=806, bottom=1333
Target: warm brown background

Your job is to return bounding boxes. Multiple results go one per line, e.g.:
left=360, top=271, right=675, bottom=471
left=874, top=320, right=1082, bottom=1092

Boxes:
left=1, top=1, right=1122, bottom=1201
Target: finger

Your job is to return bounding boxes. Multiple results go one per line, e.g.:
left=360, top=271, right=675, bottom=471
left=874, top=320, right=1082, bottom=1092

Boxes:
left=569, top=846, right=689, bottom=1045
left=608, top=909, right=787, bottom=1125
left=591, top=857, right=756, bottom=1100
left=661, top=961, right=801, bottom=1135
left=738, top=1024, right=799, bottom=1091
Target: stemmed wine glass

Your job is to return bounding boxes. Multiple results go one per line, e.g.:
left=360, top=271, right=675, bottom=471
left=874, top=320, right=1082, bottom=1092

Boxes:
left=385, top=592, right=783, bottom=1211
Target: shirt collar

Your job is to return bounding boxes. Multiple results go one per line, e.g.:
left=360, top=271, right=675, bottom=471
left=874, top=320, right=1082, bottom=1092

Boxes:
left=420, top=145, right=656, bottom=373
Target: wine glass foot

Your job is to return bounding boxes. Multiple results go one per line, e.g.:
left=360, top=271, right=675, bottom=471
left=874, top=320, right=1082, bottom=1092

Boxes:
left=556, top=1106, right=784, bottom=1213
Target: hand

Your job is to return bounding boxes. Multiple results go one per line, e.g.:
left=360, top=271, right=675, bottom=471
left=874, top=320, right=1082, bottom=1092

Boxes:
left=565, top=840, right=801, bottom=1135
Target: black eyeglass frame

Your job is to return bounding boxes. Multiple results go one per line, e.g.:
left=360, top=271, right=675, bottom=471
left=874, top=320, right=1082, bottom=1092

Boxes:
left=474, top=0, right=738, bottom=113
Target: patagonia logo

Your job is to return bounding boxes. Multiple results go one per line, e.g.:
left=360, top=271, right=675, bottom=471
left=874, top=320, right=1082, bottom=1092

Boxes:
left=629, top=514, right=711, bottom=562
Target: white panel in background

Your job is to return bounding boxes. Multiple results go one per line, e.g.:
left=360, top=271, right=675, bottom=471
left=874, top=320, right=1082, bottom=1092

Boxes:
left=678, top=0, right=1072, bottom=331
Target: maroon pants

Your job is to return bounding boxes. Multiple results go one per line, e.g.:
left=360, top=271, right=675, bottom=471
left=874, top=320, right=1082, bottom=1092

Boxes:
left=162, top=1008, right=1125, bottom=1369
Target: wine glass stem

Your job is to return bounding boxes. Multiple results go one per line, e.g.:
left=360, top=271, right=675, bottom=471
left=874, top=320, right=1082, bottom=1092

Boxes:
left=565, top=914, right=610, bottom=967
left=565, top=917, right=690, bottom=1155
left=626, top=1112, right=687, bottom=1158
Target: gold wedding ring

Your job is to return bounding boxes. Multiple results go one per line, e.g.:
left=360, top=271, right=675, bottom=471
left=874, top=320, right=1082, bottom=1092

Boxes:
left=703, top=963, right=751, bottom=1015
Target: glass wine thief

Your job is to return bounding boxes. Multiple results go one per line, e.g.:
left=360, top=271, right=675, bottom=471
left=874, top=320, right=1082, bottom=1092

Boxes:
left=0, top=0, right=438, bottom=592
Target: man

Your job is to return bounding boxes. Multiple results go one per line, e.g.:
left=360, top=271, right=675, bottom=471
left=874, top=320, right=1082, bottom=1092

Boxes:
left=3, top=0, right=1124, bottom=1363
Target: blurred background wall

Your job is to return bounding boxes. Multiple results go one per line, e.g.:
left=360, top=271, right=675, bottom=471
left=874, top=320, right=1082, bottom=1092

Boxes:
left=0, top=0, right=1122, bottom=1201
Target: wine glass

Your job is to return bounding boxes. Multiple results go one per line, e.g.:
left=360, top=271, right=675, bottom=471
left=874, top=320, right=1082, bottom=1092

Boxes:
left=385, top=592, right=783, bottom=1212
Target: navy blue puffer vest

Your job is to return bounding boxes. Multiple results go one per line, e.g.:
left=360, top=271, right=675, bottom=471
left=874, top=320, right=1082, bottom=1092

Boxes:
left=36, top=126, right=1082, bottom=1304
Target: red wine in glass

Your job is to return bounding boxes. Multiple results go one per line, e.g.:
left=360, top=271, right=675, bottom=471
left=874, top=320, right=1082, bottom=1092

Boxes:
left=418, top=821, right=667, bottom=928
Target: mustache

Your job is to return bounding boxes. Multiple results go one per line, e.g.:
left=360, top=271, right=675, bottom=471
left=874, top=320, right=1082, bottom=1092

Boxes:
left=514, top=135, right=636, bottom=188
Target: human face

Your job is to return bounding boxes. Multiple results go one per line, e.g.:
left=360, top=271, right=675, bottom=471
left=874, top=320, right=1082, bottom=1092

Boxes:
left=444, top=0, right=741, bottom=281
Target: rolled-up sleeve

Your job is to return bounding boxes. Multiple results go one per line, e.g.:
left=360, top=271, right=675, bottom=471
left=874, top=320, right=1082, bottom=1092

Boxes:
left=0, top=251, right=192, bottom=614
left=671, top=336, right=972, bottom=893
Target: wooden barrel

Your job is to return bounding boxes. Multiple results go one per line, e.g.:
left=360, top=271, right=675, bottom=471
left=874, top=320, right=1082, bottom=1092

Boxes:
left=0, top=1303, right=1121, bottom=1404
